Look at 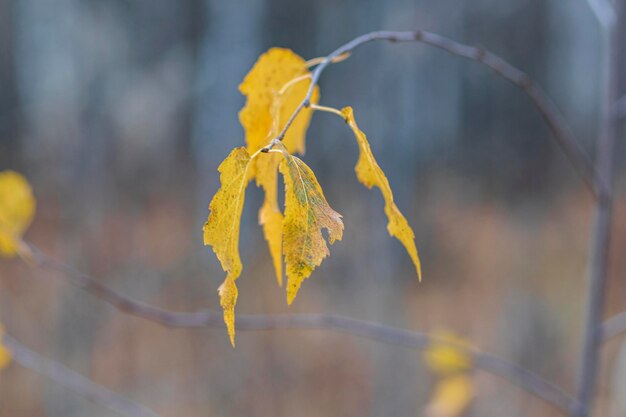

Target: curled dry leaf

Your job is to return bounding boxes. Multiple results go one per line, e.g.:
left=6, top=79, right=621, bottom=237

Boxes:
left=239, top=48, right=320, bottom=286
left=203, top=147, right=252, bottom=346
left=341, top=107, right=422, bottom=280
left=0, top=170, right=36, bottom=257
left=277, top=144, right=343, bottom=304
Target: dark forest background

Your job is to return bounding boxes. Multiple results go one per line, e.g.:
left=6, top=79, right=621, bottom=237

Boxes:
left=1, top=1, right=626, bottom=416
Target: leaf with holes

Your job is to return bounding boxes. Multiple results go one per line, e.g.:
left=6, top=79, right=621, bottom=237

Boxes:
left=277, top=144, right=343, bottom=304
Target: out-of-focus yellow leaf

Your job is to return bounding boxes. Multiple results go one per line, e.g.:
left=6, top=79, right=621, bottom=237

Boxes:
left=340, top=107, right=422, bottom=280
left=203, top=147, right=252, bottom=346
left=423, top=331, right=473, bottom=375
left=239, top=48, right=320, bottom=285
left=0, top=325, right=11, bottom=371
left=425, top=375, right=473, bottom=417
left=277, top=145, right=343, bottom=304
left=0, top=171, right=35, bottom=257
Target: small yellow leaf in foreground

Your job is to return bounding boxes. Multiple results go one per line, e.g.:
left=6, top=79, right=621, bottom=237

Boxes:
left=239, top=48, right=320, bottom=285
left=203, top=147, right=252, bottom=346
left=423, top=331, right=473, bottom=375
left=425, top=375, right=474, bottom=417
left=0, top=325, right=11, bottom=371
left=277, top=145, right=343, bottom=304
left=0, top=170, right=36, bottom=257
left=340, top=107, right=421, bottom=280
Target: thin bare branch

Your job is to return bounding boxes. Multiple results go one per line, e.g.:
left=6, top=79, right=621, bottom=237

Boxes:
left=585, top=0, right=617, bottom=27
left=262, top=30, right=599, bottom=197
left=2, top=332, right=162, bottom=417
left=19, top=242, right=577, bottom=414
left=574, top=3, right=622, bottom=416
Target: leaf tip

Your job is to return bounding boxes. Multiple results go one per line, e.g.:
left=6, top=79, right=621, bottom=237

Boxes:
left=218, top=277, right=238, bottom=348
left=416, top=257, right=423, bottom=282
left=286, top=278, right=301, bottom=305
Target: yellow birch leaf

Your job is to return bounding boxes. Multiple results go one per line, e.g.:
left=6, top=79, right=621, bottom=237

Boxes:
left=0, top=325, right=10, bottom=371
left=341, top=107, right=422, bottom=280
left=0, top=170, right=36, bottom=257
left=203, top=147, right=252, bottom=346
left=239, top=47, right=319, bottom=155
left=425, top=375, right=474, bottom=417
left=423, top=331, right=473, bottom=375
left=277, top=145, right=343, bottom=304
left=239, top=48, right=320, bottom=285
left=255, top=153, right=284, bottom=285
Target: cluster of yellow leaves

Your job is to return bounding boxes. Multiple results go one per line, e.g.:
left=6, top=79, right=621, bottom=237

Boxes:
left=204, top=48, right=340, bottom=346
left=204, top=48, right=423, bottom=346
left=240, top=48, right=320, bottom=287
left=0, top=325, right=11, bottom=371
left=423, top=332, right=475, bottom=417
left=0, top=170, right=35, bottom=257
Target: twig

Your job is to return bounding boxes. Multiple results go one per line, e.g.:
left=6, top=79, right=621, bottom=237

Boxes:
left=20, top=242, right=577, bottom=414
left=573, top=5, right=622, bottom=417
left=585, top=0, right=617, bottom=27
left=262, top=30, right=599, bottom=197
left=1, top=332, right=162, bottom=417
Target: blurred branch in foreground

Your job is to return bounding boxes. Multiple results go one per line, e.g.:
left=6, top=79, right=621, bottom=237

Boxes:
left=1, top=331, right=162, bottom=417
left=17, top=241, right=579, bottom=414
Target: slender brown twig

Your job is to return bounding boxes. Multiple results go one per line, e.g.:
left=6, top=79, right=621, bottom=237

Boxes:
left=261, top=30, right=599, bottom=197
left=1, top=332, right=162, bottom=417
left=19, top=241, right=578, bottom=414
left=573, top=3, right=622, bottom=417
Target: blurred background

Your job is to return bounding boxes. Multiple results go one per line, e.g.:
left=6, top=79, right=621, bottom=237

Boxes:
left=1, top=0, right=625, bottom=416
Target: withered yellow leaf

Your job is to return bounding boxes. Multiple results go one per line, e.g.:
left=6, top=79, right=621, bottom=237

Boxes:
left=425, top=375, right=474, bottom=417
left=341, top=107, right=422, bottom=280
left=0, top=325, right=10, bottom=371
left=255, top=153, right=284, bottom=286
left=277, top=145, right=343, bottom=304
left=423, top=331, right=473, bottom=375
left=203, top=147, right=252, bottom=346
left=239, top=47, right=319, bottom=155
left=239, top=48, right=320, bottom=285
left=0, top=171, right=36, bottom=257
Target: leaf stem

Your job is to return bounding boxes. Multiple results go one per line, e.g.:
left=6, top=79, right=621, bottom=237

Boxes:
left=309, top=103, right=345, bottom=118
left=305, top=52, right=351, bottom=68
